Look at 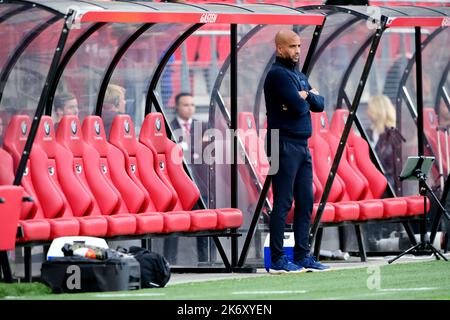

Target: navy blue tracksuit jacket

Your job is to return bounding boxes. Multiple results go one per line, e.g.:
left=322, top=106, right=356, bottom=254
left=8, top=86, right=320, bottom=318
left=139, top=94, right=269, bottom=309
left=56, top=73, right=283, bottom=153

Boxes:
left=264, top=56, right=324, bottom=263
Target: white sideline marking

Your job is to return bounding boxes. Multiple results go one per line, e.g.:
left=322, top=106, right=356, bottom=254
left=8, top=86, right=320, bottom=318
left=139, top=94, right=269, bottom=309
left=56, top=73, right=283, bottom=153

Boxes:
left=324, top=287, right=440, bottom=299
left=232, top=290, right=307, bottom=295
left=322, top=293, right=388, bottom=300
left=379, top=287, right=438, bottom=292
left=4, top=292, right=167, bottom=299
left=93, top=292, right=166, bottom=298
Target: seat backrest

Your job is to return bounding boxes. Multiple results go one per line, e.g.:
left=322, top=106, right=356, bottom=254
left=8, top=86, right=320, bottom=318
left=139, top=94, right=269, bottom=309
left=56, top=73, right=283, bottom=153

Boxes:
left=237, top=112, right=270, bottom=180
left=3, top=115, right=30, bottom=167
left=0, top=148, right=15, bottom=186
left=423, top=107, right=447, bottom=172
left=311, top=112, right=370, bottom=201
left=57, top=115, right=123, bottom=216
left=312, top=167, right=322, bottom=203
left=140, top=113, right=200, bottom=211
left=308, top=121, right=346, bottom=202
left=237, top=112, right=273, bottom=203
left=31, top=116, right=94, bottom=218
left=237, top=112, right=318, bottom=210
left=0, top=185, right=23, bottom=250
left=3, top=115, right=44, bottom=219
left=424, top=107, right=440, bottom=144
left=82, top=115, right=148, bottom=214
left=109, top=114, right=174, bottom=212
left=330, top=109, right=387, bottom=198
left=0, top=148, right=34, bottom=220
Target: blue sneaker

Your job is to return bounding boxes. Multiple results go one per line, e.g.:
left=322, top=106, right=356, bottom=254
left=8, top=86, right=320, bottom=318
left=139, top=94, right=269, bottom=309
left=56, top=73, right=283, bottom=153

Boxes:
left=269, top=255, right=306, bottom=274
left=295, top=255, right=330, bottom=272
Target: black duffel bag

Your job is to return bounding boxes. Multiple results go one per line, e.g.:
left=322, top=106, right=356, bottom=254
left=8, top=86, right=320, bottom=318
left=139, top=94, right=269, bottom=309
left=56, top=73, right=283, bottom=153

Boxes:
left=41, top=255, right=141, bottom=293
left=128, top=246, right=171, bottom=288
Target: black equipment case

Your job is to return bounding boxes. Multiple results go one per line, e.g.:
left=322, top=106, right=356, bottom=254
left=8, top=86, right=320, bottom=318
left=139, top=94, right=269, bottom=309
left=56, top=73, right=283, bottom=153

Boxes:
left=41, top=256, right=141, bottom=293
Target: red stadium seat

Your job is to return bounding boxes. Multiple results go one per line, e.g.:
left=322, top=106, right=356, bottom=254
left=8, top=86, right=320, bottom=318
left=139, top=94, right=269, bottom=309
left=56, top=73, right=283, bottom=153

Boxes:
left=83, top=116, right=150, bottom=214
left=0, top=185, right=23, bottom=250
left=312, top=112, right=369, bottom=200
left=308, top=127, right=360, bottom=222
left=32, top=116, right=114, bottom=238
left=0, top=148, right=34, bottom=221
left=0, top=147, right=51, bottom=242
left=3, top=117, right=52, bottom=241
left=4, top=116, right=79, bottom=239
left=82, top=115, right=188, bottom=233
left=57, top=116, right=163, bottom=236
left=330, top=109, right=429, bottom=217
left=423, top=107, right=447, bottom=175
left=3, top=116, right=47, bottom=223
left=312, top=203, right=335, bottom=223
left=309, top=131, right=345, bottom=202
left=237, top=112, right=273, bottom=207
left=237, top=112, right=332, bottom=223
left=140, top=113, right=243, bottom=230
left=111, top=114, right=217, bottom=232
left=237, top=112, right=271, bottom=191
left=108, top=115, right=175, bottom=212
left=311, top=112, right=384, bottom=220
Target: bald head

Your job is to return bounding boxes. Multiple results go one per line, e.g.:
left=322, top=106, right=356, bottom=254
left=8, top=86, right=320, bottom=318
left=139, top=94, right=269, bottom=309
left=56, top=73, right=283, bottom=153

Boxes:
left=275, top=30, right=301, bottom=63
left=275, top=30, right=299, bottom=46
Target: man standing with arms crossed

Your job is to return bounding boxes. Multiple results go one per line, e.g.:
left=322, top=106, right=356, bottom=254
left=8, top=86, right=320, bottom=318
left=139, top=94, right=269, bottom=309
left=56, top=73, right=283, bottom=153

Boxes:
left=264, top=30, right=330, bottom=273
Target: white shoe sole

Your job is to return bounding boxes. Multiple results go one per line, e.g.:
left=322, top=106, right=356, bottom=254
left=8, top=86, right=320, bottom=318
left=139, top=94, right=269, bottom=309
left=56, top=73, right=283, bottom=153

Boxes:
left=305, top=268, right=331, bottom=272
left=268, top=268, right=307, bottom=275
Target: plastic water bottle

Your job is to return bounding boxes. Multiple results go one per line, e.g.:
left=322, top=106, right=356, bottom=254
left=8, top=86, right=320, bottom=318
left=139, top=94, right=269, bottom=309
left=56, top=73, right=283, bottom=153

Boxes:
left=73, top=247, right=98, bottom=259
left=62, top=243, right=107, bottom=260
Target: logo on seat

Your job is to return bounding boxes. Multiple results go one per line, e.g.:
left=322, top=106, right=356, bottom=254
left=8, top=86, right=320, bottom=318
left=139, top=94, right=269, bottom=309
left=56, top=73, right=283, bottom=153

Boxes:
left=21, top=121, right=27, bottom=136
left=24, top=167, right=29, bottom=176
left=320, top=115, right=326, bottom=128
left=130, top=164, right=136, bottom=173
left=155, top=118, right=161, bottom=132
left=48, top=166, right=54, bottom=176
left=124, top=119, right=130, bottom=133
left=44, top=121, right=51, bottom=136
left=94, top=121, right=101, bottom=135
left=159, top=161, right=165, bottom=171
left=75, top=164, right=82, bottom=174
left=246, top=116, right=252, bottom=129
left=101, top=164, right=107, bottom=174
left=71, top=120, right=78, bottom=135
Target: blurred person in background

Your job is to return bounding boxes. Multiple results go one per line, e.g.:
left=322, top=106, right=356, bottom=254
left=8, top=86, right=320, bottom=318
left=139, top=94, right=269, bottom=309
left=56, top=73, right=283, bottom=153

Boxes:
left=103, top=84, right=126, bottom=138
left=366, top=94, right=405, bottom=190
left=165, top=92, right=211, bottom=265
left=53, top=92, right=79, bottom=131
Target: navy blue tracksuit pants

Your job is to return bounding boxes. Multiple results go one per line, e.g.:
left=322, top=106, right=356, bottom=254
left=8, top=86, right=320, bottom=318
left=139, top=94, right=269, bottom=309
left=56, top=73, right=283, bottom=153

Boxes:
left=270, top=138, right=313, bottom=263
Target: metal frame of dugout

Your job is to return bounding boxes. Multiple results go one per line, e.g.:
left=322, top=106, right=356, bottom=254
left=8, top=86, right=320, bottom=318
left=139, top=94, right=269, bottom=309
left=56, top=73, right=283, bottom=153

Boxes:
left=0, top=0, right=326, bottom=279
left=225, top=5, right=449, bottom=266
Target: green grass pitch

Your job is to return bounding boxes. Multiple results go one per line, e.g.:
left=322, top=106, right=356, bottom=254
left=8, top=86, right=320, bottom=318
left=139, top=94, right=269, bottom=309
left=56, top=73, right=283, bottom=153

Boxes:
left=1, top=260, right=449, bottom=300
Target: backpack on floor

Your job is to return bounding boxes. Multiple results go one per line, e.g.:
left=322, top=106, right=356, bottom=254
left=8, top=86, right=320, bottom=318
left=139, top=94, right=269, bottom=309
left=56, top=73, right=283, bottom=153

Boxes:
left=128, top=246, right=171, bottom=288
